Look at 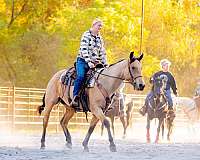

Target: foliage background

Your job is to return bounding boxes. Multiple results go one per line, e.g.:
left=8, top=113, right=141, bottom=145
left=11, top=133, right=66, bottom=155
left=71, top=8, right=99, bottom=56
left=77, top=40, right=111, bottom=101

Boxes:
left=0, top=0, right=199, bottom=96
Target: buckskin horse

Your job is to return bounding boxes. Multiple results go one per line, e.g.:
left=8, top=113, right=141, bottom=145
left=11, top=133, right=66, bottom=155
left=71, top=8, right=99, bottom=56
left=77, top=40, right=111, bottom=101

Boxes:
left=37, top=52, right=145, bottom=152
left=145, top=75, right=175, bottom=143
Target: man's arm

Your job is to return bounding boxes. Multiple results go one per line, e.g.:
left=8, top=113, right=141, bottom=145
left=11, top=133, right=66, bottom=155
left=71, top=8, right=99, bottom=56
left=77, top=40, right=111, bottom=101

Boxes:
left=99, top=38, right=108, bottom=66
left=170, top=74, right=178, bottom=95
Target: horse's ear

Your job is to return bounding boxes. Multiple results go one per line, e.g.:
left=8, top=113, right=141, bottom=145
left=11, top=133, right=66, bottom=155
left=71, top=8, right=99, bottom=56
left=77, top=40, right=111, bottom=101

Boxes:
left=129, top=51, right=136, bottom=63
left=130, top=51, right=134, bottom=59
left=137, top=53, right=144, bottom=61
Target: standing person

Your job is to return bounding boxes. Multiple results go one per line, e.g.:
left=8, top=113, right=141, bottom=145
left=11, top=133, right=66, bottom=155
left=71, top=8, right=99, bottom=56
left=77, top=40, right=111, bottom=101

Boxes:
left=139, top=59, right=178, bottom=116
left=71, top=18, right=108, bottom=109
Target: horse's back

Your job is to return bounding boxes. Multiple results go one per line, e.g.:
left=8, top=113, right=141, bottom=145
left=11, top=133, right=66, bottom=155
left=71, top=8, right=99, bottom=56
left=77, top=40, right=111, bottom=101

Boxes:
left=194, top=96, right=200, bottom=109
left=45, top=69, right=69, bottom=101
left=46, top=69, right=65, bottom=89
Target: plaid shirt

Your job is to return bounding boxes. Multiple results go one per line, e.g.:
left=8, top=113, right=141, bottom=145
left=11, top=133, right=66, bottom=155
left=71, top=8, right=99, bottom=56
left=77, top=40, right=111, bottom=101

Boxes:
left=77, top=30, right=107, bottom=66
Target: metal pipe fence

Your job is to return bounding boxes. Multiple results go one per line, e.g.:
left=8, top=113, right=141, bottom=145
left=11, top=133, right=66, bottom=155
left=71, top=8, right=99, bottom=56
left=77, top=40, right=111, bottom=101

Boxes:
left=0, top=86, right=188, bottom=133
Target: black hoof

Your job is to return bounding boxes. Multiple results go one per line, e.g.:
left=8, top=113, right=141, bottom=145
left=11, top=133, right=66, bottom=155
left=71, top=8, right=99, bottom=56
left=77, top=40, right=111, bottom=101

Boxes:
left=66, top=142, right=72, bottom=149
left=122, top=134, right=126, bottom=139
left=40, top=145, right=45, bottom=150
left=147, top=139, right=151, bottom=143
left=110, top=144, right=117, bottom=152
left=83, top=146, right=89, bottom=152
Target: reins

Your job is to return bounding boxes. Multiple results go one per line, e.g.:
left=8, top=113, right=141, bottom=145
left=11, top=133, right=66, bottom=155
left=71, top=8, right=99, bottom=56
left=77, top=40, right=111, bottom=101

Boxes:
left=93, top=60, right=142, bottom=84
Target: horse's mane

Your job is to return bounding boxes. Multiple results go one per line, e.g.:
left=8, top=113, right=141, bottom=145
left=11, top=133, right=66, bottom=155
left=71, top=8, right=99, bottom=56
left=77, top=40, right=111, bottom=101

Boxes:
left=109, top=59, right=125, bottom=67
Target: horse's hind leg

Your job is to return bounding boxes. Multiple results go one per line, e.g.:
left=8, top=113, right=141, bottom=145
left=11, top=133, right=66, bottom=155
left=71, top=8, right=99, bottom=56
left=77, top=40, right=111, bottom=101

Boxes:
left=82, top=115, right=99, bottom=152
left=60, top=107, right=75, bottom=149
left=146, top=115, right=151, bottom=143
left=126, top=104, right=133, bottom=128
left=120, top=116, right=126, bottom=138
left=101, top=122, right=104, bottom=136
left=155, top=118, right=164, bottom=143
left=41, top=102, right=55, bottom=149
left=110, top=116, right=115, bottom=137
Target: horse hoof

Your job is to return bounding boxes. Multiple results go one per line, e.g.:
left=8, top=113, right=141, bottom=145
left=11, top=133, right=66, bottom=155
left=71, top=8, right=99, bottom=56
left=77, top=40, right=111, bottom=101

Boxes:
left=66, top=142, right=72, bottom=149
left=146, top=138, right=151, bottom=143
left=110, top=144, right=117, bottom=152
left=83, top=146, right=89, bottom=152
left=122, top=135, right=126, bottom=139
left=40, top=145, right=45, bottom=150
left=155, top=139, right=159, bottom=143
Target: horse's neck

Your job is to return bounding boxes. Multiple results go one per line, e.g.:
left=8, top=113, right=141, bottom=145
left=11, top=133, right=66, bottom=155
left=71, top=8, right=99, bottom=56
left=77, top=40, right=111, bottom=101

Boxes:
left=98, top=60, right=127, bottom=96
left=177, top=97, right=194, bottom=108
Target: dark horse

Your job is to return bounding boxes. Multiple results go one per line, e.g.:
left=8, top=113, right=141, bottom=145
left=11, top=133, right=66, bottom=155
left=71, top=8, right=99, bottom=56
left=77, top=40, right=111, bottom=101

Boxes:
left=101, top=93, right=133, bottom=138
left=146, top=75, right=175, bottom=143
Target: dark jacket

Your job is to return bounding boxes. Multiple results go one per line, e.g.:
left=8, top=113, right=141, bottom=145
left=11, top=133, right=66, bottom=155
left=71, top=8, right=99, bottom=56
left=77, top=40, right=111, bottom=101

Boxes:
left=150, top=71, right=177, bottom=95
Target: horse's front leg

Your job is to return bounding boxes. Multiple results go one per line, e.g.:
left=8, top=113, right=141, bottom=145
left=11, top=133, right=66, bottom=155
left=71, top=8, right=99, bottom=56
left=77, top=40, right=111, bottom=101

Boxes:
left=155, top=117, right=164, bottom=143
left=103, top=117, right=117, bottom=152
left=146, top=115, right=151, bottom=143
left=93, top=107, right=116, bottom=152
left=82, top=115, right=99, bottom=152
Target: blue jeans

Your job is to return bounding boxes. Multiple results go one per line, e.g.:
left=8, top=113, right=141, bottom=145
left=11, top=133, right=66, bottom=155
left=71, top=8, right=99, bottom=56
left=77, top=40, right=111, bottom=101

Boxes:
left=145, top=90, right=173, bottom=108
left=73, top=57, right=89, bottom=97
left=164, top=90, right=173, bottom=108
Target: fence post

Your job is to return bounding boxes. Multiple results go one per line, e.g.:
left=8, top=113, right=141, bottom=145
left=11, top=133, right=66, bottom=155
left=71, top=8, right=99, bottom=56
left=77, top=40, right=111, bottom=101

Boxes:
left=12, top=85, right=16, bottom=133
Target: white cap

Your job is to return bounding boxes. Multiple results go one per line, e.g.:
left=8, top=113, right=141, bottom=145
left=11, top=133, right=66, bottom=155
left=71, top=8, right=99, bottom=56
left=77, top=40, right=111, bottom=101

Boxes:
left=92, top=18, right=103, bottom=26
left=160, top=59, right=171, bottom=67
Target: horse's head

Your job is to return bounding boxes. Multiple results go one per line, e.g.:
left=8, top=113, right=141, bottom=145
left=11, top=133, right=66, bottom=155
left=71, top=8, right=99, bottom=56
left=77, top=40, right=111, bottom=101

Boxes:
left=126, top=52, right=145, bottom=91
left=152, top=75, right=167, bottom=99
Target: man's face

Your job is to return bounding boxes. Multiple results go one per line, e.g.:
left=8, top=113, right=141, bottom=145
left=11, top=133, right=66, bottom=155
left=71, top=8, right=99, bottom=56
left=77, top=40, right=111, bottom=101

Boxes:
left=93, top=22, right=103, bottom=33
left=162, top=64, right=169, bottom=72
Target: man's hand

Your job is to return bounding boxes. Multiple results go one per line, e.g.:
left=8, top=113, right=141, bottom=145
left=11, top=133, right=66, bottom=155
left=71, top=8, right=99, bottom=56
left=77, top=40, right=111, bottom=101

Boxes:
left=88, top=62, right=95, bottom=68
left=174, top=92, right=178, bottom=97
left=104, top=64, right=109, bottom=68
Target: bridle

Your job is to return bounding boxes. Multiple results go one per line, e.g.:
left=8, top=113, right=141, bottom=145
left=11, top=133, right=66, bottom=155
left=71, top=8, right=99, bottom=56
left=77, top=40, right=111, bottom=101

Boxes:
left=95, top=59, right=142, bottom=85
left=127, top=59, right=143, bottom=85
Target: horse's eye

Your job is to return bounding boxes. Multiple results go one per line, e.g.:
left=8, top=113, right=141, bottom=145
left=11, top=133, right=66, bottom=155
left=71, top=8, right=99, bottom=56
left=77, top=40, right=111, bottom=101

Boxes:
left=132, top=67, right=135, bottom=70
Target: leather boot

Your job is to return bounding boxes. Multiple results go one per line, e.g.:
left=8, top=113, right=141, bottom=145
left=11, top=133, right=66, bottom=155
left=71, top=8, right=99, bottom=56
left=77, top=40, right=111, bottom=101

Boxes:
left=71, top=96, right=79, bottom=109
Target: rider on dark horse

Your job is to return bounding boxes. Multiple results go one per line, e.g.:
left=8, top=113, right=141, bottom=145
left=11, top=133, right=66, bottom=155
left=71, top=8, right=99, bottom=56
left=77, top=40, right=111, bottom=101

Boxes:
left=139, top=59, right=178, bottom=116
left=71, top=18, right=108, bottom=109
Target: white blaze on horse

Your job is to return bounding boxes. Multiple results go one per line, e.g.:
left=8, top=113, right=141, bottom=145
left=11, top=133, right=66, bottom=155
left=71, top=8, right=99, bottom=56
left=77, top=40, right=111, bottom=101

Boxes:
left=37, top=52, right=145, bottom=152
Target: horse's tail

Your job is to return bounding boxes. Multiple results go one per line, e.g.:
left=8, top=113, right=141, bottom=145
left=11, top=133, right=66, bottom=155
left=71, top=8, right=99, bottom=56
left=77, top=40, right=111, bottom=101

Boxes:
left=37, top=93, right=46, bottom=115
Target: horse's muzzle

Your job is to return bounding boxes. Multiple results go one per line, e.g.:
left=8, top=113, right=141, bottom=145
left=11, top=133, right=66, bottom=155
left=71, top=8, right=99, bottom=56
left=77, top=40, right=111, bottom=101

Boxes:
left=139, top=84, right=145, bottom=91
left=133, top=83, right=145, bottom=91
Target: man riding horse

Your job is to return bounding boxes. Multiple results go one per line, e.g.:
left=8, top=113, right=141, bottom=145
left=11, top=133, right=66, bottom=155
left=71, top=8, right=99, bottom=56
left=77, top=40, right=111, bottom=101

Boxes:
left=71, top=18, right=108, bottom=110
left=139, top=59, right=178, bottom=116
